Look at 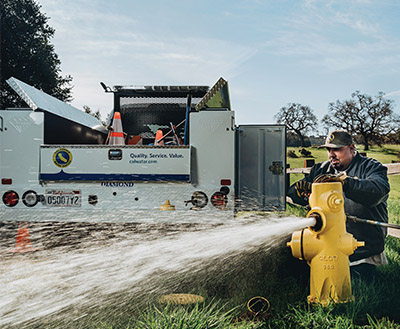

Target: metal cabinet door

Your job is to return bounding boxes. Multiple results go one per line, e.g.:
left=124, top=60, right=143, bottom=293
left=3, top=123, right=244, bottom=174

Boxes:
left=0, top=110, right=44, bottom=186
left=236, top=125, right=286, bottom=211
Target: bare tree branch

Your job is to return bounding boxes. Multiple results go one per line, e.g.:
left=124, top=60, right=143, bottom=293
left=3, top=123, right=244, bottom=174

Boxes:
left=322, top=91, right=399, bottom=150
left=275, top=103, right=318, bottom=147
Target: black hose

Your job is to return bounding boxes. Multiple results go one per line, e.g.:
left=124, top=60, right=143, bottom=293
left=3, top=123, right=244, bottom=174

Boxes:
left=347, top=215, right=400, bottom=230
left=287, top=199, right=400, bottom=231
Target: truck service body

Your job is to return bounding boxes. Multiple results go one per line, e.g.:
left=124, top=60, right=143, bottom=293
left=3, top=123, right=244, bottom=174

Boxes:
left=0, top=77, right=286, bottom=223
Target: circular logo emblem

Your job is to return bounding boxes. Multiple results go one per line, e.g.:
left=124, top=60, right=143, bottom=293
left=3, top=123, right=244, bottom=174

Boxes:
left=53, top=148, right=72, bottom=168
left=327, top=133, right=335, bottom=143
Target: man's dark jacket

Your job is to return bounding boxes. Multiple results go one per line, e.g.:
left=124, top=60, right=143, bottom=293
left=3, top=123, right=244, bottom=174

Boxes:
left=287, top=152, right=390, bottom=262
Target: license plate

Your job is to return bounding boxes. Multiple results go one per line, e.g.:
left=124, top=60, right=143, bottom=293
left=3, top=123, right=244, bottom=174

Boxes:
left=45, top=190, right=81, bottom=207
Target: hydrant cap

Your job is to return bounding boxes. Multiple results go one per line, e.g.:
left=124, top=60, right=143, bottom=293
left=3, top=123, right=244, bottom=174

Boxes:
left=327, top=193, right=344, bottom=211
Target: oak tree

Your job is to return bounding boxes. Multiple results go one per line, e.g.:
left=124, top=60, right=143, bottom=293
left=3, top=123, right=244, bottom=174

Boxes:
left=322, top=91, right=400, bottom=150
left=275, top=103, right=318, bottom=147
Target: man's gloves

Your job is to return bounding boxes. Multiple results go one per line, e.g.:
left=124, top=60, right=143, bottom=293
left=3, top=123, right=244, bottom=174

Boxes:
left=295, top=173, right=347, bottom=199
left=295, top=180, right=312, bottom=198
left=313, top=172, right=347, bottom=183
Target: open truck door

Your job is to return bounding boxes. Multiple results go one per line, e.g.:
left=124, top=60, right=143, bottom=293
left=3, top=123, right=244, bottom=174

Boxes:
left=236, top=125, right=286, bottom=211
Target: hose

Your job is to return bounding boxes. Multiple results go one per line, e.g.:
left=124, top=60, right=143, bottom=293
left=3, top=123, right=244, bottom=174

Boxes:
left=347, top=215, right=400, bottom=230
left=287, top=199, right=400, bottom=231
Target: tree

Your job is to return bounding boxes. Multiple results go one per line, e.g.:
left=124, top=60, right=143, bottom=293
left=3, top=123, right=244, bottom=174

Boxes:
left=83, top=105, right=107, bottom=127
left=275, top=103, right=318, bottom=147
left=322, top=91, right=400, bottom=151
left=0, top=0, right=73, bottom=108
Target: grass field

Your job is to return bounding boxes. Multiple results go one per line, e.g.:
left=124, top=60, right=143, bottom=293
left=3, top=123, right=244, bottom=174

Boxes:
left=31, top=146, right=400, bottom=328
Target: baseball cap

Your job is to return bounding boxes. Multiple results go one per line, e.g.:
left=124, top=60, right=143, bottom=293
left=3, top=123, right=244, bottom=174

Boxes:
left=319, top=130, right=353, bottom=149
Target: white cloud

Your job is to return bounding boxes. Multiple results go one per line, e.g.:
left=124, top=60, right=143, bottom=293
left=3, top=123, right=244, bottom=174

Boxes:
left=36, top=0, right=400, bottom=121
left=38, top=0, right=258, bottom=117
left=384, top=90, right=400, bottom=97
left=258, top=0, right=400, bottom=73
left=334, top=12, right=380, bottom=37
left=292, top=0, right=382, bottom=37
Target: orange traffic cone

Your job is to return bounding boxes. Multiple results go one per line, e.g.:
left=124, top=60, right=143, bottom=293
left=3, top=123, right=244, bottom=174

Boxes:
left=8, top=222, right=39, bottom=253
left=109, top=112, right=125, bottom=145
left=154, top=129, right=164, bottom=145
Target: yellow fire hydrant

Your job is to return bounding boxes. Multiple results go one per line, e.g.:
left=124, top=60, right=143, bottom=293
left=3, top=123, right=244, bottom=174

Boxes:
left=287, top=182, right=365, bottom=306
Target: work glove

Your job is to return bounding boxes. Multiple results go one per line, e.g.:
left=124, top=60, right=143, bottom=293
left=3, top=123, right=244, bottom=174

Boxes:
left=295, top=180, right=312, bottom=198
left=313, top=172, right=347, bottom=183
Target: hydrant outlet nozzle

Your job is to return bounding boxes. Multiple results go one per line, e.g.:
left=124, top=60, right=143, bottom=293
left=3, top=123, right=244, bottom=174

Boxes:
left=307, top=211, right=325, bottom=233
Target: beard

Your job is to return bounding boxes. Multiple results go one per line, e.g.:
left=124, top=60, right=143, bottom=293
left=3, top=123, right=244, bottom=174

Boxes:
left=330, top=159, right=345, bottom=171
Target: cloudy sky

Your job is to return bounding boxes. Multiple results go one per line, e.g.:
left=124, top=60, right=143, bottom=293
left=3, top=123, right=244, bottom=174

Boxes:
left=37, top=0, right=400, bottom=127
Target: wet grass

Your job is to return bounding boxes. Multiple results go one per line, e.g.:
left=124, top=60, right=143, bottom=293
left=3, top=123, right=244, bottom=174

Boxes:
left=96, top=214, right=399, bottom=329
left=128, top=302, right=241, bottom=329
left=25, top=218, right=400, bottom=327
left=87, top=275, right=400, bottom=328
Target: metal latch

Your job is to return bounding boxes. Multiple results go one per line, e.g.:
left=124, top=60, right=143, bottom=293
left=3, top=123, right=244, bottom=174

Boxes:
left=269, top=161, right=284, bottom=175
left=108, top=149, right=122, bottom=160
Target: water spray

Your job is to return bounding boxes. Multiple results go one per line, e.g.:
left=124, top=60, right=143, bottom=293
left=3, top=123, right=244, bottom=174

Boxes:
left=287, top=182, right=364, bottom=306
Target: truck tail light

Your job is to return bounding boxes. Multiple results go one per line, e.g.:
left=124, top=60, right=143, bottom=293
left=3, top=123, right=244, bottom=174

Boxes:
left=211, top=191, right=228, bottom=209
left=22, top=190, right=39, bottom=207
left=3, top=190, right=19, bottom=207
left=220, top=179, right=231, bottom=186
left=1, top=178, right=12, bottom=185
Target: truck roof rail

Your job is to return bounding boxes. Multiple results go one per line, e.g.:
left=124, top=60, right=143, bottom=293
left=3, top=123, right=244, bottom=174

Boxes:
left=110, top=85, right=209, bottom=98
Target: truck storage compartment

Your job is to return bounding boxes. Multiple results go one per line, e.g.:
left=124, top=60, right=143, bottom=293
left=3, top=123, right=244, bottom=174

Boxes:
left=6, top=77, right=107, bottom=144
left=119, top=97, right=191, bottom=145
left=110, top=85, right=209, bottom=145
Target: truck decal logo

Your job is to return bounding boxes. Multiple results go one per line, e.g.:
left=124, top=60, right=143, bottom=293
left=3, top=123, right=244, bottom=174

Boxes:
left=100, top=182, right=134, bottom=187
left=53, top=148, right=72, bottom=168
left=129, top=152, right=184, bottom=164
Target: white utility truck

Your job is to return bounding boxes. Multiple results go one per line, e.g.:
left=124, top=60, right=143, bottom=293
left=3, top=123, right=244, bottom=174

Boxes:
left=0, top=77, right=286, bottom=222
